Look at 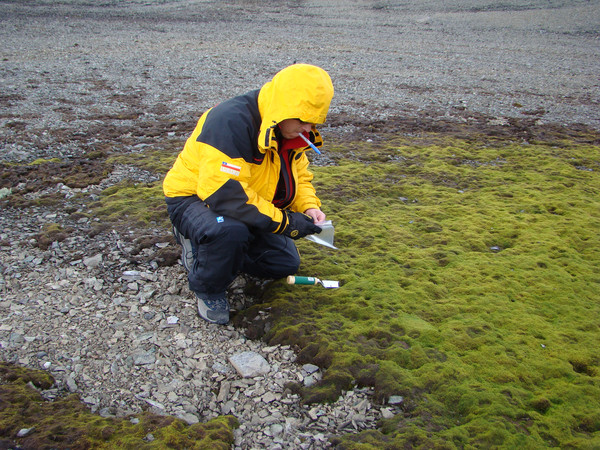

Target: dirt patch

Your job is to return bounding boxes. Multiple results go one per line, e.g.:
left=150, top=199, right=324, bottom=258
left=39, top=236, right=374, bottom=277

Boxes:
left=0, top=154, right=111, bottom=191
left=328, top=111, right=600, bottom=147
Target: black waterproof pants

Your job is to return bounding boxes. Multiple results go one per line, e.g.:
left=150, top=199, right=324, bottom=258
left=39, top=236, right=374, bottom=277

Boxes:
left=165, top=196, right=300, bottom=296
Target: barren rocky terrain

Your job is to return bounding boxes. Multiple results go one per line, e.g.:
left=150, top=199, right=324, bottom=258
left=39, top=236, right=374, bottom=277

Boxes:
left=1, top=0, right=599, bottom=448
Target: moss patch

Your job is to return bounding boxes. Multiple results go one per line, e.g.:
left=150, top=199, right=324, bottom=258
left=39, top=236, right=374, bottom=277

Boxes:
left=33, top=222, right=73, bottom=250
left=106, top=147, right=180, bottom=175
left=238, top=138, right=600, bottom=448
left=0, top=362, right=237, bottom=449
left=0, top=154, right=112, bottom=193
left=85, top=148, right=181, bottom=229
left=90, top=180, right=170, bottom=229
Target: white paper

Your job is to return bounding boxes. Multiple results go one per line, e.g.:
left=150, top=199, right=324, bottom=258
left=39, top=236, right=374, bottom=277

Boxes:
left=305, top=220, right=338, bottom=249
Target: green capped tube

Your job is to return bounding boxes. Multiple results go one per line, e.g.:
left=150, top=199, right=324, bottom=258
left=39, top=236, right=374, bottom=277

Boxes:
left=287, top=275, right=319, bottom=285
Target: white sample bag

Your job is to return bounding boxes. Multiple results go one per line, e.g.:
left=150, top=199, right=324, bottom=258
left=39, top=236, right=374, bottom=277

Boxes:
left=304, top=220, right=337, bottom=249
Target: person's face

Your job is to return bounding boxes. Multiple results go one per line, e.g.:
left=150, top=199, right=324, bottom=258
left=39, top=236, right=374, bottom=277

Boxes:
left=278, top=119, right=314, bottom=139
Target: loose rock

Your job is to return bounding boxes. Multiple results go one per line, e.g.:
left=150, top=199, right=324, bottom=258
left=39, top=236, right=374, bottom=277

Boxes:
left=229, top=351, right=271, bottom=378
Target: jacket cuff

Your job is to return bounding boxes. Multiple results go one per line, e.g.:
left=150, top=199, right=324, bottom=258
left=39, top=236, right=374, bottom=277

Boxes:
left=272, top=209, right=287, bottom=234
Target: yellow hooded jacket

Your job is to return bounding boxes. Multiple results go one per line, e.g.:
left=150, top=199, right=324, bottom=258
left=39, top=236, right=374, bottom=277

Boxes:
left=163, top=64, right=334, bottom=233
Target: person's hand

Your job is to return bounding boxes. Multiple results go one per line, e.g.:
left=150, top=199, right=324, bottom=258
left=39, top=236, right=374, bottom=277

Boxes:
left=304, top=208, right=326, bottom=224
left=279, top=210, right=322, bottom=239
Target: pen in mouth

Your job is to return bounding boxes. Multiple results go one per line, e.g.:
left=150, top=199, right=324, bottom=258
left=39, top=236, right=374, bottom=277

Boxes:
left=298, top=133, right=321, bottom=155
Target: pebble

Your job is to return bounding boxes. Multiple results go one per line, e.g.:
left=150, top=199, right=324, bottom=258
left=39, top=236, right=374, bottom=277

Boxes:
left=179, top=413, right=199, bottom=425
left=388, top=395, right=404, bottom=405
left=82, top=254, right=103, bottom=268
left=381, top=408, right=395, bottom=419
left=65, top=376, right=78, bottom=393
left=17, top=428, right=34, bottom=438
left=229, top=351, right=271, bottom=378
left=302, top=363, right=319, bottom=374
left=132, top=351, right=156, bottom=366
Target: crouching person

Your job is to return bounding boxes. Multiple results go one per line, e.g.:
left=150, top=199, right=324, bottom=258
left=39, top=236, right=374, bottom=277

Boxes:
left=163, top=64, right=334, bottom=325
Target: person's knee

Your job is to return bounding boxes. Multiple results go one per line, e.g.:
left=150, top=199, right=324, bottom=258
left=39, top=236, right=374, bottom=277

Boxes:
left=277, top=259, right=300, bottom=278
left=282, top=251, right=301, bottom=275
left=212, top=219, right=250, bottom=246
left=187, top=220, right=251, bottom=294
left=262, top=249, right=300, bottom=279
left=242, top=233, right=301, bottom=279
left=186, top=214, right=250, bottom=250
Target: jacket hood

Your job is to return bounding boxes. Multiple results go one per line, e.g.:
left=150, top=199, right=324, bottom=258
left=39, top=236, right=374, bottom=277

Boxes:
left=257, top=64, right=334, bottom=151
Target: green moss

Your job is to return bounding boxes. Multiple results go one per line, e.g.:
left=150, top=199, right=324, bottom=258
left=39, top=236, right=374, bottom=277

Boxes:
left=29, top=158, right=63, bottom=165
left=92, top=180, right=170, bottom=228
left=107, top=147, right=180, bottom=174
left=0, top=362, right=55, bottom=390
left=87, top=148, right=181, bottom=228
left=0, top=362, right=237, bottom=449
left=240, top=139, right=600, bottom=448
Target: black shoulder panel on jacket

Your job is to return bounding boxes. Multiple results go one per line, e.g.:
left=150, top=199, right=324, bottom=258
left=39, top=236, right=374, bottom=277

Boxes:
left=205, top=179, right=277, bottom=232
left=197, top=90, right=261, bottom=163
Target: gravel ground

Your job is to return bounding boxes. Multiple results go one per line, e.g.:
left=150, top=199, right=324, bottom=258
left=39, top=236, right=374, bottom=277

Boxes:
left=1, top=0, right=599, bottom=448
left=1, top=0, right=599, bottom=162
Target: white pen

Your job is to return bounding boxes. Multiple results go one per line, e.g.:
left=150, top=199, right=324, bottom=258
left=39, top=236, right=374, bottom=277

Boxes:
left=298, top=133, right=321, bottom=155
